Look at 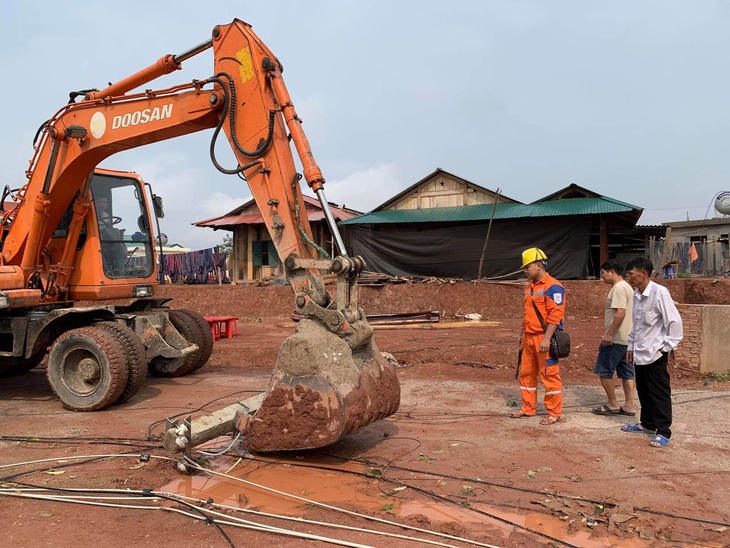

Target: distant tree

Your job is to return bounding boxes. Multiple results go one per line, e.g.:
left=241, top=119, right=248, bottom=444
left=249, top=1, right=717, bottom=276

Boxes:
left=219, top=234, right=233, bottom=254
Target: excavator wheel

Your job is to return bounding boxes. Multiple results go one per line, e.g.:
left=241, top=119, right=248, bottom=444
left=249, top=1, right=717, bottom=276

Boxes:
left=171, top=309, right=213, bottom=373
left=94, top=321, right=148, bottom=404
left=147, top=310, right=201, bottom=378
left=0, top=355, right=44, bottom=378
left=47, top=326, right=129, bottom=411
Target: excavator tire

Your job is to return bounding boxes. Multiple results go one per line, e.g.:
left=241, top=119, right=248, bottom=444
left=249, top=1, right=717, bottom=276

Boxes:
left=47, top=326, right=129, bottom=411
left=172, top=309, right=213, bottom=373
left=147, top=310, right=200, bottom=378
left=0, top=355, right=44, bottom=378
left=94, top=321, right=147, bottom=404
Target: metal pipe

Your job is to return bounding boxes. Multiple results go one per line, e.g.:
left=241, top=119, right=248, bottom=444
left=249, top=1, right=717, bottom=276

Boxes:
left=315, top=188, right=347, bottom=257
left=174, top=39, right=213, bottom=64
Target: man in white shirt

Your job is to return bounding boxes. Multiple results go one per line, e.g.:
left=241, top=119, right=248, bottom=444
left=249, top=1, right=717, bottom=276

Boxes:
left=592, top=260, right=636, bottom=416
left=621, top=257, right=683, bottom=448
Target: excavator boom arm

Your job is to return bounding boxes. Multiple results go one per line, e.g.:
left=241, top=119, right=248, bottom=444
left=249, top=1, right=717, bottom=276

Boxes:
left=5, top=20, right=336, bottom=305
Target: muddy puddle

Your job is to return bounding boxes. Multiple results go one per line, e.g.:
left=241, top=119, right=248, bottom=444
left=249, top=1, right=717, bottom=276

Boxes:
left=159, top=452, right=647, bottom=547
left=161, top=455, right=383, bottom=514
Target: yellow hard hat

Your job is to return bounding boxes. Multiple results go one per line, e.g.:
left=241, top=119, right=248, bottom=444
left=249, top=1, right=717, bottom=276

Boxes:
left=521, top=247, right=547, bottom=268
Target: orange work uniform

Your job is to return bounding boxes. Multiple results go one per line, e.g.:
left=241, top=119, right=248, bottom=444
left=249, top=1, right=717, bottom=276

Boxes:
left=519, top=273, right=565, bottom=417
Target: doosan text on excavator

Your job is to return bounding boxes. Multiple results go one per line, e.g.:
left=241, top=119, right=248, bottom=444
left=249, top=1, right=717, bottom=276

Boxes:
left=0, top=19, right=400, bottom=453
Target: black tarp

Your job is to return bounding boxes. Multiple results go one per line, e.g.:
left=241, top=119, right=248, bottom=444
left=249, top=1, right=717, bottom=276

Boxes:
left=342, top=217, right=592, bottom=279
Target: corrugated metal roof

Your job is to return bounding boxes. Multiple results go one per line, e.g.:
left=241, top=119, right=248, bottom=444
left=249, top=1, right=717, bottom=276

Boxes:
left=194, top=197, right=358, bottom=228
left=195, top=214, right=264, bottom=228
left=339, top=197, right=642, bottom=225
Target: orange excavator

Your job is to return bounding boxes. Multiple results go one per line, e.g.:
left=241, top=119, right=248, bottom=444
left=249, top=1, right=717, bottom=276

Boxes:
left=0, top=19, right=399, bottom=451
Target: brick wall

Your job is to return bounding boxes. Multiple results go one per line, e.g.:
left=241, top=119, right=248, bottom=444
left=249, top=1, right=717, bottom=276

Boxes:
left=674, top=304, right=703, bottom=377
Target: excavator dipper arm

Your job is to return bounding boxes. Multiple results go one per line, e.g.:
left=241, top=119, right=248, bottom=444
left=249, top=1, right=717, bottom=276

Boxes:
left=5, top=19, right=399, bottom=451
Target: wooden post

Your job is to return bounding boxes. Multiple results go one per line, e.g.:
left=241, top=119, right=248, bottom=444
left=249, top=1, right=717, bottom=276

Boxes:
left=246, top=227, right=254, bottom=281
left=658, top=227, right=672, bottom=271
left=599, top=218, right=608, bottom=267
left=649, top=236, right=655, bottom=265
left=477, top=189, right=501, bottom=279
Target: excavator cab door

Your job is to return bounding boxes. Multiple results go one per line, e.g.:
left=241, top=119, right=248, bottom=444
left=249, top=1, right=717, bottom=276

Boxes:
left=90, top=173, right=155, bottom=279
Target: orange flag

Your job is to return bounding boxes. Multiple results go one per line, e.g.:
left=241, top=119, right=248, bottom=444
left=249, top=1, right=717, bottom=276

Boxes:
left=689, top=243, right=699, bottom=264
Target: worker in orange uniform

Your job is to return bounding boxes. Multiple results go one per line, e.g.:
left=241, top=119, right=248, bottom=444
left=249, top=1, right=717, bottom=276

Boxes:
left=511, top=248, right=565, bottom=425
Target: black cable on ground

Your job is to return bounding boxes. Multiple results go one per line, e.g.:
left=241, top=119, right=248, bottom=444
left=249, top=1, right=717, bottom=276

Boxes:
left=0, top=452, right=138, bottom=483
left=248, top=449, right=730, bottom=530
left=237, top=454, right=579, bottom=547
left=1, top=435, right=158, bottom=449
left=315, top=453, right=730, bottom=528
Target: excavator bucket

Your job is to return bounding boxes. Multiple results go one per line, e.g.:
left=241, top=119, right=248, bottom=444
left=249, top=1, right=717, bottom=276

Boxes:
left=162, top=259, right=400, bottom=455
left=234, top=317, right=400, bottom=451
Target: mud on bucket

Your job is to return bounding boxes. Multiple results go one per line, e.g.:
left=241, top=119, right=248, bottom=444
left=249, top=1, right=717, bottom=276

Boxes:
left=234, top=318, right=401, bottom=452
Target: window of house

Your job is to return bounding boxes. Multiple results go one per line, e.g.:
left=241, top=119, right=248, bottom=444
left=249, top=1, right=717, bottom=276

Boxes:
left=252, top=240, right=279, bottom=267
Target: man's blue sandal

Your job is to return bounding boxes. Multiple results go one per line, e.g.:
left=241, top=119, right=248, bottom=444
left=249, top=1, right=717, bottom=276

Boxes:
left=649, top=434, right=670, bottom=448
left=621, top=423, right=653, bottom=434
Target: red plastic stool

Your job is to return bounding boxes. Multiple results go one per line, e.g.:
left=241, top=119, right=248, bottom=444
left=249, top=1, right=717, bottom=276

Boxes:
left=221, top=318, right=238, bottom=338
left=204, top=317, right=222, bottom=341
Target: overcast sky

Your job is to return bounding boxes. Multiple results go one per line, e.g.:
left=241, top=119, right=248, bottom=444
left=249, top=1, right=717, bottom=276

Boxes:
left=2, top=1, right=729, bottom=250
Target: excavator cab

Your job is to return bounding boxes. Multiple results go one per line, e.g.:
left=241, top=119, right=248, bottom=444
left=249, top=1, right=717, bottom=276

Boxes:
left=90, top=173, right=154, bottom=279
left=48, top=169, right=160, bottom=301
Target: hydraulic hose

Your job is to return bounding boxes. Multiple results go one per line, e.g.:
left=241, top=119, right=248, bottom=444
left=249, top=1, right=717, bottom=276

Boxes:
left=207, top=74, right=276, bottom=171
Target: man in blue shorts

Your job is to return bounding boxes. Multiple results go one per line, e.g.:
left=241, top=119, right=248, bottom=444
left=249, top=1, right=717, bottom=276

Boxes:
left=592, top=260, right=636, bottom=416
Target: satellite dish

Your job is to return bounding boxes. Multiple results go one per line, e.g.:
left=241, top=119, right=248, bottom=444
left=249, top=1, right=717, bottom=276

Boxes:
left=715, top=191, right=730, bottom=215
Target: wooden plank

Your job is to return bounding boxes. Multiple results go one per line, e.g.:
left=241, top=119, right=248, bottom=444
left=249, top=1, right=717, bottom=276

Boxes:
left=374, top=321, right=501, bottom=330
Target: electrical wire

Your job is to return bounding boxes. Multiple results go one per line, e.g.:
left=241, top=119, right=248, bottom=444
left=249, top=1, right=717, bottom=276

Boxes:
left=291, top=172, right=330, bottom=259
left=4, top=472, right=377, bottom=547
left=194, top=433, right=241, bottom=457
left=0, top=451, right=143, bottom=482
left=4, top=437, right=729, bottom=546
left=0, top=490, right=319, bottom=548
left=0, top=489, right=399, bottom=548
left=180, top=459, right=500, bottom=548
left=245, top=446, right=728, bottom=532
left=1, top=461, right=491, bottom=547
left=145, top=390, right=259, bottom=439
left=700, top=191, right=725, bottom=229
left=307, top=452, right=730, bottom=528
left=0, top=435, right=158, bottom=449
left=5, top=488, right=477, bottom=548
left=169, top=492, right=473, bottom=548
left=223, top=454, right=579, bottom=547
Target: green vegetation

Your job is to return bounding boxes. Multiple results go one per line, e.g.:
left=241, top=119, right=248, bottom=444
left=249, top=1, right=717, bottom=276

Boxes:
left=701, top=371, right=730, bottom=383
left=219, top=234, right=233, bottom=254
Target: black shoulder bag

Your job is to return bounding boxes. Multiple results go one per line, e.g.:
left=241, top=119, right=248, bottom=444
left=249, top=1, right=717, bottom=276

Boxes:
left=531, top=300, right=571, bottom=359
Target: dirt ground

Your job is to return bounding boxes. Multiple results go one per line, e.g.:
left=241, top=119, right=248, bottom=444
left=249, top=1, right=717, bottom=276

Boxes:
left=1, top=280, right=729, bottom=547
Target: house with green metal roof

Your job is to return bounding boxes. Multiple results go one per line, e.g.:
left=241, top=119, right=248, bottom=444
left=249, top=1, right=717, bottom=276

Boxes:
left=339, top=172, right=661, bottom=279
